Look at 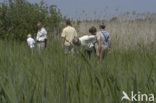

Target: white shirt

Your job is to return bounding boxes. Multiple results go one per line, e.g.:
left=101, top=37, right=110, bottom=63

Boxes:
left=36, top=27, right=47, bottom=42
left=27, top=37, right=35, bottom=48
left=79, top=35, right=96, bottom=50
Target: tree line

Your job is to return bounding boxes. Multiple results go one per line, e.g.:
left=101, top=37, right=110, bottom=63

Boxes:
left=0, top=0, right=62, bottom=40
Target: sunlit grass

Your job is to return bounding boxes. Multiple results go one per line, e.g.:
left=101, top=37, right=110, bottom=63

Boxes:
left=0, top=39, right=155, bottom=103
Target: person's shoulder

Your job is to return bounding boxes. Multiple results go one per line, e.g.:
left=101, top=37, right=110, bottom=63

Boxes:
left=63, top=27, right=68, bottom=31
left=41, top=27, right=47, bottom=31
left=42, top=27, right=45, bottom=29
left=97, top=31, right=102, bottom=36
left=27, top=38, right=29, bottom=41
left=27, top=38, right=32, bottom=42
left=69, top=26, right=76, bottom=31
left=71, top=26, right=75, bottom=29
left=98, top=31, right=103, bottom=34
left=43, top=27, right=46, bottom=30
left=104, top=31, right=109, bottom=35
left=31, top=38, right=35, bottom=41
left=30, top=37, right=34, bottom=40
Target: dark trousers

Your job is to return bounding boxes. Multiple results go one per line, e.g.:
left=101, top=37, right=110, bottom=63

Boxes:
left=84, top=48, right=96, bottom=58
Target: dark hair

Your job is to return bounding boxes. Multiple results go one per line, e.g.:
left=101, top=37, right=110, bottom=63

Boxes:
left=89, top=26, right=97, bottom=34
left=72, top=37, right=79, bottom=45
left=66, top=19, right=71, bottom=25
left=99, top=24, right=106, bottom=29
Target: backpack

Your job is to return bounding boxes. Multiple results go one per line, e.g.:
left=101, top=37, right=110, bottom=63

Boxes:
left=100, top=31, right=109, bottom=42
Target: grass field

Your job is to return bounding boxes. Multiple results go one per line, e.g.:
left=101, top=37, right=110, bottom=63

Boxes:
left=0, top=37, right=155, bottom=103
left=0, top=19, right=156, bottom=103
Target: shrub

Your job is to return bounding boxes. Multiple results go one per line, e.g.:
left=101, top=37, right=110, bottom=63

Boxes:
left=0, top=0, right=62, bottom=40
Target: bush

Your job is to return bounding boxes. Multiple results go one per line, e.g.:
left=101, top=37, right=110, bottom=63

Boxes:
left=0, top=0, right=62, bottom=40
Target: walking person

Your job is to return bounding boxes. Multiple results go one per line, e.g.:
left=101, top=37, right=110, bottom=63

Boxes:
left=99, top=24, right=111, bottom=55
left=61, top=19, right=77, bottom=54
left=36, top=22, right=48, bottom=52
left=89, top=25, right=111, bottom=61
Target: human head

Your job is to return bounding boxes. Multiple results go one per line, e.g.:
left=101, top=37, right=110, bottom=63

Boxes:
left=89, top=26, right=97, bottom=35
left=27, top=34, right=31, bottom=38
left=99, top=24, right=106, bottom=30
left=66, top=19, right=71, bottom=26
left=72, top=37, right=81, bottom=46
left=37, top=22, right=42, bottom=30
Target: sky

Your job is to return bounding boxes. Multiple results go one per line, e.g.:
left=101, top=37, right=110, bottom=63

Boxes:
left=12, top=0, right=156, bottom=19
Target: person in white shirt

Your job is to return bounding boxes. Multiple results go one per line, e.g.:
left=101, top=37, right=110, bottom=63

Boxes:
left=27, top=34, right=35, bottom=48
left=27, top=34, right=35, bottom=54
left=72, top=35, right=96, bottom=57
left=36, top=22, right=48, bottom=52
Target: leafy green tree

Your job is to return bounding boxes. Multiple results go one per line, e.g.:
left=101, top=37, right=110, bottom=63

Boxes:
left=0, top=0, right=62, bottom=40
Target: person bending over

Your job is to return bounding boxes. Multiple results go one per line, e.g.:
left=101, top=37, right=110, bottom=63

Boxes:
left=72, top=35, right=96, bottom=57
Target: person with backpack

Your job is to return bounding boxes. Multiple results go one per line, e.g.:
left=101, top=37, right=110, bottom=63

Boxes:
left=98, top=24, right=111, bottom=60
left=89, top=25, right=111, bottom=61
left=99, top=24, right=111, bottom=50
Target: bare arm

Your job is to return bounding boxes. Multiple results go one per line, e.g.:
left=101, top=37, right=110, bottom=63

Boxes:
left=108, top=40, right=111, bottom=53
left=97, top=39, right=101, bottom=57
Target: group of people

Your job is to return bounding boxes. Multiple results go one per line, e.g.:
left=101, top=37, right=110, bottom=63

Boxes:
left=27, top=20, right=111, bottom=60
left=27, top=22, right=48, bottom=53
left=61, top=19, right=111, bottom=60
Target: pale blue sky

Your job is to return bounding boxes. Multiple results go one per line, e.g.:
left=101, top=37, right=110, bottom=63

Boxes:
left=15, top=0, right=156, bottom=19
